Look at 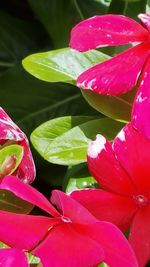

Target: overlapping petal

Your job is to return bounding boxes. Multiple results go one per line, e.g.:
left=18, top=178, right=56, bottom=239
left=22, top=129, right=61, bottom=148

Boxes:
left=70, top=15, right=149, bottom=51
left=129, top=205, right=150, bottom=267
left=0, top=210, right=60, bottom=250
left=71, top=189, right=137, bottom=231
left=80, top=222, right=138, bottom=267
left=87, top=134, right=134, bottom=195
left=51, top=190, right=98, bottom=224
left=0, top=248, right=28, bottom=267
left=33, top=223, right=105, bottom=267
left=77, top=42, right=150, bottom=95
left=0, top=176, right=59, bottom=217
left=132, top=56, right=150, bottom=140
left=113, top=123, right=150, bottom=196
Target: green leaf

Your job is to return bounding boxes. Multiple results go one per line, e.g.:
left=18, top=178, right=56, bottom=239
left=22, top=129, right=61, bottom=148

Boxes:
left=0, top=144, right=23, bottom=177
left=31, top=117, right=124, bottom=166
left=22, top=48, right=109, bottom=84
left=63, top=163, right=98, bottom=194
left=0, top=189, right=33, bottom=214
left=22, top=47, right=134, bottom=122
left=82, top=88, right=136, bottom=122
left=31, top=116, right=97, bottom=157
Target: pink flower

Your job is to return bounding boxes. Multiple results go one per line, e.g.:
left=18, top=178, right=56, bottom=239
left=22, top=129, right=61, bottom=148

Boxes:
left=0, top=107, right=35, bottom=183
left=70, top=14, right=150, bottom=96
left=71, top=123, right=150, bottom=267
left=0, top=176, right=137, bottom=267
left=0, top=248, right=28, bottom=267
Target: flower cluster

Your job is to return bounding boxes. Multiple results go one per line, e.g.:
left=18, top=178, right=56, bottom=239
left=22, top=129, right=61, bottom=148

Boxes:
left=69, top=12, right=150, bottom=267
left=1, top=11, right=150, bottom=267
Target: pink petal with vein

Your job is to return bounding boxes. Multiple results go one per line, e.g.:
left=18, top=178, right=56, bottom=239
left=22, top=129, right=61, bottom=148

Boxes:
left=70, top=15, right=149, bottom=51
left=113, top=123, right=150, bottom=196
left=34, top=223, right=105, bottom=267
left=51, top=190, right=98, bottom=224
left=0, top=176, right=59, bottom=217
left=71, top=189, right=137, bottom=231
left=0, top=248, right=28, bottom=267
left=0, top=210, right=59, bottom=251
left=81, top=222, right=138, bottom=267
left=132, top=56, right=150, bottom=140
left=87, top=134, right=134, bottom=195
left=77, top=42, right=150, bottom=95
left=129, top=206, right=150, bottom=267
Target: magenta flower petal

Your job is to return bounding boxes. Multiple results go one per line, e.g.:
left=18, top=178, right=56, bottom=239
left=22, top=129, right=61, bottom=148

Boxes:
left=0, top=107, right=35, bottom=183
left=132, top=56, right=150, bottom=140
left=0, top=108, right=23, bottom=141
left=33, top=223, right=105, bottom=267
left=0, top=248, right=28, bottom=267
left=77, top=42, right=150, bottom=95
left=0, top=176, right=59, bottom=216
left=113, top=123, right=150, bottom=196
left=71, top=189, right=137, bottom=231
left=129, top=205, right=150, bottom=267
left=81, top=222, right=138, bottom=267
left=70, top=15, right=149, bottom=51
left=87, top=134, right=134, bottom=195
left=14, top=139, right=36, bottom=183
left=51, top=190, right=98, bottom=223
left=0, top=210, right=60, bottom=250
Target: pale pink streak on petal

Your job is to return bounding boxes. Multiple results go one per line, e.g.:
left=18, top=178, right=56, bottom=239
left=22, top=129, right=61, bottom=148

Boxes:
left=33, top=223, right=105, bottom=267
left=0, top=176, right=59, bottom=216
left=14, top=139, right=36, bottom=183
left=71, top=189, right=137, bottom=231
left=129, top=205, right=150, bottom=267
left=0, top=107, right=23, bottom=142
left=0, top=210, right=60, bottom=251
left=80, top=222, right=138, bottom=267
left=70, top=15, right=149, bottom=51
left=113, top=123, right=150, bottom=197
left=0, top=248, right=28, bottom=267
left=0, top=107, right=35, bottom=183
left=87, top=134, right=135, bottom=196
left=77, top=42, right=150, bottom=95
left=50, top=190, right=98, bottom=224
left=138, top=13, right=150, bottom=32
left=132, top=56, right=150, bottom=140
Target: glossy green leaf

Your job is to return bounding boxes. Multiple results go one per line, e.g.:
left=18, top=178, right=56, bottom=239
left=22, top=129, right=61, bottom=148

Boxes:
left=31, top=117, right=124, bottom=166
left=0, top=144, right=23, bottom=176
left=31, top=116, right=97, bottom=157
left=22, top=47, right=135, bottom=122
left=82, top=88, right=136, bottom=122
left=63, top=163, right=98, bottom=194
left=22, top=48, right=109, bottom=84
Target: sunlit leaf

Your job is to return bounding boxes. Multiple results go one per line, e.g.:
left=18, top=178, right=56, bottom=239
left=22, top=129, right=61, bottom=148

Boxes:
left=31, top=117, right=124, bottom=165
